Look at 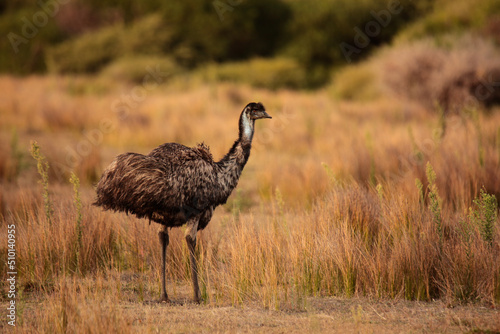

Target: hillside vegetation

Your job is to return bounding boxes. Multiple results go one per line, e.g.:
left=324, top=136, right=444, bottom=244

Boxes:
left=0, top=0, right=469, bottom=82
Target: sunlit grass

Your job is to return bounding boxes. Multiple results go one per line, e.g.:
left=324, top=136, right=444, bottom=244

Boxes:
left=0, top=73, right=500, bottom=332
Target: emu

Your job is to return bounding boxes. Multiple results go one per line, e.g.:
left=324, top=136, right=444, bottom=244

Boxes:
left=93, top=102, right=271, bottom=303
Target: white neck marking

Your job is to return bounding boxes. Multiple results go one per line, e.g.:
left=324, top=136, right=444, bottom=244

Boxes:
left=241, top=113, right=253, bottom=141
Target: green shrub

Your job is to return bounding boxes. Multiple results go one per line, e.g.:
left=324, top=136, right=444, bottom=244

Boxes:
left=118, top=14, right=172, bottom=56
left=46, top=23, right=122, bottom=73
left=78, top=0, right=167, bottom=23
left=198, top=57, right=307, bottom=90
left=100, top=56, right=180, bottom=83
left=46, top=14, right=173, bottom=73
left=0, top=8, right=66, bottom=74
left=285, top=0, right=428, bottom=71
left=396, top=0, right=500, bottom=42
left=162, top=0, right=291, bottom=66
left=329, top=62, right=380, bottom=101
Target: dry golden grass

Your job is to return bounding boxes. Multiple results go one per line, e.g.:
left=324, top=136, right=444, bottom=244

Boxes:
left=0, top=73, right=499, bottom=332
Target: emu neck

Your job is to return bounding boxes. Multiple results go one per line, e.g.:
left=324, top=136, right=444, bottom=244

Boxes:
left=218, top=112, right=254, bottom=168
left=216, top=113, right=254, bottom=194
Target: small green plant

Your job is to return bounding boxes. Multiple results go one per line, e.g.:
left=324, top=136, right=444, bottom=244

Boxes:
left=426, top=162, right=442, bottom=244
left=16, top=286, right=26, bottom=326
left=70, top=172, right=83, bottom=272
left=408, top=126, right=424, bottom=163
left=376, top=183, right=384, bottom=202
left=30, top=141, right=53, bottom=224
left=469, top=187, right=497, bottom=247
left=322, top=162, right=337, bottom=186
left=415, top=178, right=425, bottom=205
left=70, top=172, right=83, bottom=232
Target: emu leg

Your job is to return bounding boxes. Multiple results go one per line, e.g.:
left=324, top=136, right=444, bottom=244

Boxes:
left=158, top=226, right=169, bottom=303
left=186, top=235, right=201, bottom=303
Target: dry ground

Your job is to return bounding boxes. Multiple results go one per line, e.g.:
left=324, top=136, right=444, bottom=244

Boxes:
left=124, top=298, right=499, bottom=334
left=3, top=285, right=499, bottom=333
left=92, top=298, right=500, bottom=333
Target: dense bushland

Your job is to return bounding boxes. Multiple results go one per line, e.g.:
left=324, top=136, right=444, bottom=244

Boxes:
left=0, top=0, right=463, bottom=80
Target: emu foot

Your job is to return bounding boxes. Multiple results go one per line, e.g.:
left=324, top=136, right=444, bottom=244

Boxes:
left=158, top=293, right=170, bottom=304
left=143, top=298, right=171, bottom=305
left=193, top=294, right=202, bottom=304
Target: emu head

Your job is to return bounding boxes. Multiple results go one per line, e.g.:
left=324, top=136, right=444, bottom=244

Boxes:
left=239, top=102, right=271, bottom=141
left=244, top=102, right=272, bottom=120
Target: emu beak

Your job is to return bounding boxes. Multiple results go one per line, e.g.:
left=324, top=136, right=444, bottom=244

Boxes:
left=259, top=110, right=272, bottom=119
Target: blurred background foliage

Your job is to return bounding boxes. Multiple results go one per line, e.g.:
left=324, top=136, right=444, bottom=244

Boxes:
left=1, top=0, right=499, bottom=89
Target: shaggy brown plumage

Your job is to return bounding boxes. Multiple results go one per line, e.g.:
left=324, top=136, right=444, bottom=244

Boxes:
left=94, top=102, right=271, bottom=303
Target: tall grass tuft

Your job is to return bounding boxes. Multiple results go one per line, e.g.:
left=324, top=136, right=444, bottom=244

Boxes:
left=69, top=172, right=83, bottom=274
left=30, top=141, right=53, bottom=225
left=440, top=187, right=499, bottom=303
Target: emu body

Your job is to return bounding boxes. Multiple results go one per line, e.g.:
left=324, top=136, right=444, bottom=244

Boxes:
left=94, top=102, right=271, bottom=303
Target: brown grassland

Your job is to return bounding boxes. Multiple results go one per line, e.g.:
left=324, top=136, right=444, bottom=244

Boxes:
left=0, top=71, right=500, bottom=333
